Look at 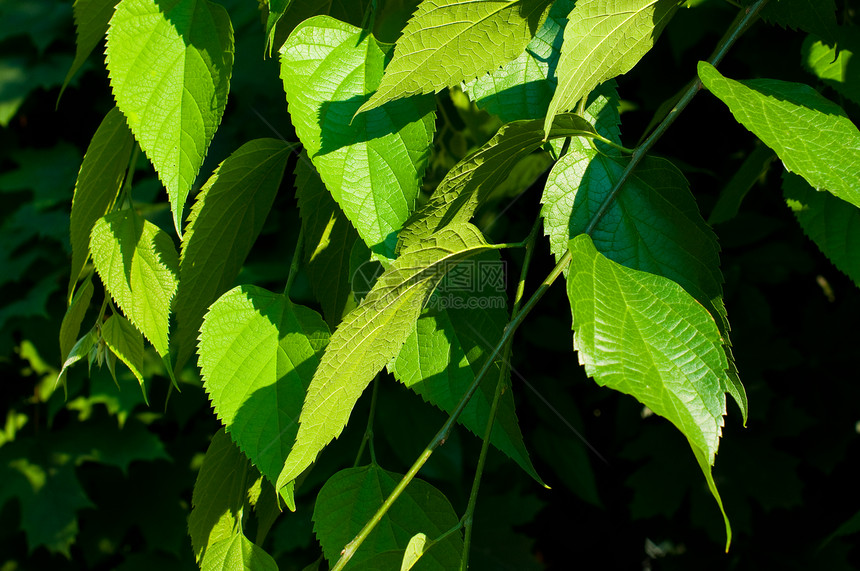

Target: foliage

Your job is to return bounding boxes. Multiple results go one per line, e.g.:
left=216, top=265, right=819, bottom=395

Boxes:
left=2, top=0, right=860, bottom=569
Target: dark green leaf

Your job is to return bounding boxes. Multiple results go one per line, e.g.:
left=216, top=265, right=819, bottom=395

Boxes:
left=60, top=0, right=120, bottom=99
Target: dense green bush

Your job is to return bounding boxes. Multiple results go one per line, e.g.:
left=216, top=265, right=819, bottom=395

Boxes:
left=1, top=0, right=859, bottom=569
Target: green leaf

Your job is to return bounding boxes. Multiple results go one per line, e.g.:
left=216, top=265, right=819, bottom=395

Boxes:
left=295, top=154, right=360, bottom=328
left=201, top=533, right=278, bottom=571
left=465, top=0, right=574, bottom=122
left=784, top=172, right=860, bottom=288
left=542, top=148, right=746, bottom=421
left=277, top=224, right=495, bottom=489
left=401, top=533, right=429, bottom=571
left=172, top=138, right=292, bottom=375
left=357, top=0, right=553, bottom=114
left=802, top=29, right=860, bottom=107
left=189, top=428, right=256, bottom=563
left=280, top=16, right=435, bottom=258
left=698, top=62, right=860, bottom=209
left=708, top=143, right=777, bottom=225
left=106, top=0, right=234, bottom=234
left=545, top=0, right=679, bottom=136
left=313, top=465, right=462, bottom=569
left=58, top=329, right=96, bottom=387
left=398, top=114, right=596, bottom=251
left=101, top=313, right=146, bottom=400
left=60, top=0, right=120, bottom=100
left=198, top=286, right=330, bottom=489
left=390, top=286, right=542, bottom=483
left=567, top=234, right=730, bottom=544
left=68, top=106, right=135, bottom=299
left=759, top=0, right=837, bottom=43
left=59, top=275, right=94, bottom=364
left=89, top=209, right=179, bottom=358
left=265, top=0, right=293, bottom=55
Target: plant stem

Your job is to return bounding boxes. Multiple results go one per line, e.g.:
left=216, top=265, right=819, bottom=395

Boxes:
left=283, top=229, right=304, bottom=298
left=353, top=375, right=380, bottom=467
left=584, top=0, right=769, bottom=235
left=331, top=3, right=770, bottom=568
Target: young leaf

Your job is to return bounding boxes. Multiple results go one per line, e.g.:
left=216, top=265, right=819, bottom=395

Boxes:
left=542, top=148, right=746, bottom=420
left=101, top=313, right=146, bottom=398
left=802, top=30, right=860, bottom=107
left=189, top=428, right=256, bottom=563
left=198, top=286, right=330, bottom=491
left=277, top=224, right=495, bottom=489
left=465, top=0, right=575, bottom=122
left=68, top=106, right=135, bottom=299
left=60, top=275, right=94, bottom=364
left=545, top=0, right=680, bottom=136
left=391, top=285, right=543, bottom=483
left=58, top=329, right=97, bottom=386
left=399, top=114, right=596, bottom=251
left=60, top=0, right=120, bottom=101
left=106, top=0, right=234, bottom=234
left=784, top=172, right=860, bottom=288
left=200, top=533, right=278, bottom=571
left=699, top=62, right=860, bottom=209
left=280, top=16, right=435, bottom=258
left=265, top=0, right=293, bottom=55
left=357, top=0, right=554, bottom=114
left=172, top=139, right=293, bottom=375
left=313, top=465, right=462, bottom=569
left=295, top=154, right=360, bottom=328
left=401, top=533, right=430, bottom=571
left=89, top=209, right=179, bottom=358
left=567, top=234, right=731, bottom=543
left=759, top=0, right=837, bottom=43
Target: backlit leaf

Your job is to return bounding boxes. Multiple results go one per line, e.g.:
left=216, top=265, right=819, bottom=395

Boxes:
left=568, top=234, right=731, bottom=544
left=280, top=16, right=435, bottom=258
left=784, top=172, right=860, bottom=288
left=59, top=275, right=94, bottom=364
left=295, top=154, right=359, bottom=328
left=699, top=62, right=860, bottom=209
left=802, top=29, right=860, bottom=107
left=358, top=0, right=553, bottom=114
left=189, top=428, right=256, bottom=563
left=60, top=0, right=120, bottom=99
left=106, top=0, right=234, bottom=234
left=198, top=286, right=330, bottom=490
left=277, top=224, right=495, bottom=489
left=399, top=114, right=596, bottom=251
left=545, top=0, right=679, bottom=136
left=89, top=209, right=179, bottom=358
left=173, top=138, right=292, bottom=375
left=101, top=313, right=145, bottom=398
left=313, top=465, right=462, bottom=569
left=68, top=106, right=135, bottom=299
left=201, top=533, right=278, bottom=571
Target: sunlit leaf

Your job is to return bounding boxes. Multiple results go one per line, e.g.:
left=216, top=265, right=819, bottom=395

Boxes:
left=201, top=533, right=278, bottom=571
left=101, top=313, right=145, bottom=399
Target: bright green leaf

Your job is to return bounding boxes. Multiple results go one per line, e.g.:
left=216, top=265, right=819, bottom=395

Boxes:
left=189, top=428, right=257, bottom=563
left=280, top=16, right=435, bottom=258
left=699, top=62, right=860, bottom=209
left=465, top=0, right=574, bottom=122
left=545, top=0, right=679, bottom=136
left=567, top=234, right=730, bottom=544
left=106, top=0, right=234, bottom=234
left=358, top=0, right=554, bottom=114
left=201, top=533, right=278, bottom=571
left=101, top=313, right=146, bottom=399
left=89, top=209, right=179, bottom=358
left=391, top=287, right=543, bottom=483
left=68, top=106, right=135, bottom=299
left=313, top=465, right=462, bottom=569
left=542, top=148, right=746, bottom=421
left=277, top=224, right=495, bottom=489
left=398, top=114, right=597, bottom=251
left=295, top=154, right=360, bottom=328
left=172, top=138, right=292, bottom=375
left=199, top=286, right=330, bottom=490
left=60, top=0, right=120, bottom=100
left=784, top=171, right=860, bottom=288
left=59, top=275, right=94, bottom=364
left=802, top=29, right=860, bottom=106
left=401, top=533, right=429, bottom=571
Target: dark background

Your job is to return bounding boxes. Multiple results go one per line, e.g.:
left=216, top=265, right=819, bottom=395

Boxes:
left=1, top=0, right=858, bottom=569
